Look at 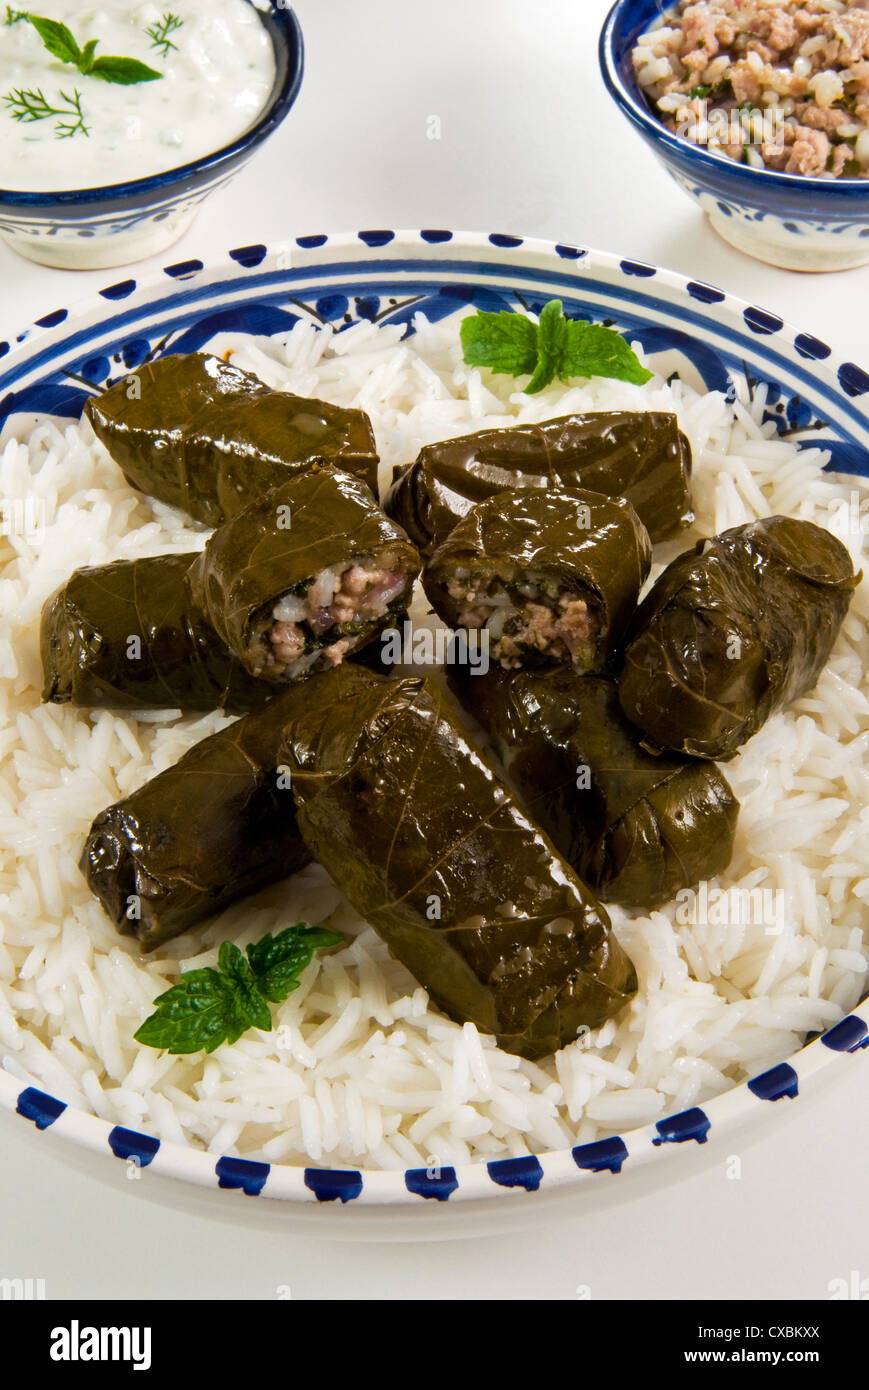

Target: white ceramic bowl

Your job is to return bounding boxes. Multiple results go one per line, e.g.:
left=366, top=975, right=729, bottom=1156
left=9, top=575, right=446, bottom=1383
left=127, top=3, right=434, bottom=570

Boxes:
left=0, top=3, right=303, bottom=270
left=600, top=0, right=869, bottom=272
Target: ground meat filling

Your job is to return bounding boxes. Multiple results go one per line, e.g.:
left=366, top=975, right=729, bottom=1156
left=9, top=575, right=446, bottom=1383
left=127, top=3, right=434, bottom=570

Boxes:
left=632, top=1, right=869, bottom=180
left=448, top=572, right=598, bottom=670
left=262, top=560, right=409, bottom=677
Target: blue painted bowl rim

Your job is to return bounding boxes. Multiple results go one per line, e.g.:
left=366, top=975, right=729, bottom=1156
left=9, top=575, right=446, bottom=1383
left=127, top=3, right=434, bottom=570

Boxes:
left=600, top=0, right=869, bottom=197
left=0, top=3, right=304, bottom=209
left=0, top=228, right=866, bottom=1208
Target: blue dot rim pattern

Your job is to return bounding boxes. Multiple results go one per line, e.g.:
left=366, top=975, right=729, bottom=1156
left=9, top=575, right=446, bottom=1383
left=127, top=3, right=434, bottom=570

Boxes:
left=0, top=3, right=304, bottom=211
left=0, top=229, right=866, bottom=1206
left=599, top=0, right=869, bottom=219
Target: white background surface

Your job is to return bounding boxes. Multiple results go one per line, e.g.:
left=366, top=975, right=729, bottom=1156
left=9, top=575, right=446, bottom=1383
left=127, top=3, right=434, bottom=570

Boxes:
left=1, top=0, right=867, bottom=1301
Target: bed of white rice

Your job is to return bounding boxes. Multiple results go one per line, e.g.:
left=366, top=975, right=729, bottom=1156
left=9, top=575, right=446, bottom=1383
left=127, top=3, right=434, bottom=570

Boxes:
left=1, top=307, right=868, bottom=1170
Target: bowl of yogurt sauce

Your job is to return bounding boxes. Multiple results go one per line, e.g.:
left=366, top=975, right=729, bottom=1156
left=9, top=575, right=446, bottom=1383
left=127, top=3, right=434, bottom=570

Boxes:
left=0, top=1, right=303, bottom=268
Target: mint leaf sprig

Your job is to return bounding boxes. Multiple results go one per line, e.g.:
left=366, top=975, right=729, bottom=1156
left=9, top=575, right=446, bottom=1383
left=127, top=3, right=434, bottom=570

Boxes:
left=14, top=12, right=163, bottom=85
left=460, top=298, right=653, bottom=394
left=134, top=924, right=343, bottom=1055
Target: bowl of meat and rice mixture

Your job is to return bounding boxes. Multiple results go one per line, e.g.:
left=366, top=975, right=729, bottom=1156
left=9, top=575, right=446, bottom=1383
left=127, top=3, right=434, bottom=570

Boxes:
left=600, top=0, right=869, bottom=270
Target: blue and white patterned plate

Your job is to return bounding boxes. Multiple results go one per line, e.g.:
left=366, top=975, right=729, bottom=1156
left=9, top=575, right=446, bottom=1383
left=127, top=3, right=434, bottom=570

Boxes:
left=1, top=232, right=867, bottom=1221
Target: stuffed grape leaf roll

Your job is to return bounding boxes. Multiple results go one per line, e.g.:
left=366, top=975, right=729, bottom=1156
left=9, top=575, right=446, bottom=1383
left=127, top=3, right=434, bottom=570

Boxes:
left=84, top=353, right=379, bottom=526
left=186, top=470, right=420, bottom=683
left=423, top=487, right=651, bottom=673
left=284, top=673, right=637, bottom=1059
left=81, top=665, right=379, bottom=951
left=384, top=412, right=692, bottom=554
left=449, top=666, right=738, bottom=911
left=40, top=553, right=272, bottom=713
left=619, top=515, right=860, bottom=760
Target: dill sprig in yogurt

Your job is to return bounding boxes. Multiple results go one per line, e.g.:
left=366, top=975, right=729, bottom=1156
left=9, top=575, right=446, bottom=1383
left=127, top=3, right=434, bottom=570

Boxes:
left=145, top=12, right=184, bottom=59
left=3, top=83, right=87, bottom=137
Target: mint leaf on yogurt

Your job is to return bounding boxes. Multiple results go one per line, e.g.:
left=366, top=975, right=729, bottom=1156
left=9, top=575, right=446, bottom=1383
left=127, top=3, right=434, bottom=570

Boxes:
left=77, top=38, right=98, bottom=73
left=87, top=55, right=163, bottom=85
left=25, top=14, right=82, bottom=65
left=16, top=11, right=164, bottom=85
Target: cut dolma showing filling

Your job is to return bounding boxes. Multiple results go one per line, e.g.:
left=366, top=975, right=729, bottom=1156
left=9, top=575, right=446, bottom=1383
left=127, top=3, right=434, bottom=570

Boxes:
left=444, top=565, right=600, bottom=670
left=423, top=487, right=651, bottom=674
left=186, top=470, right=421, bottom=683
left=259, top=552, right=417, bottom=679
left=41, top=473, right=419, bottom=712
left=84, top=352, right=380, bottom=526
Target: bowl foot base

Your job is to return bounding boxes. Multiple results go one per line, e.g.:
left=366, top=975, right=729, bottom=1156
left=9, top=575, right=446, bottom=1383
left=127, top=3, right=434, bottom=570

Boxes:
left=0, top=208, right=199, bottom=271
left=706, top=209, right=869, bottom=272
